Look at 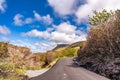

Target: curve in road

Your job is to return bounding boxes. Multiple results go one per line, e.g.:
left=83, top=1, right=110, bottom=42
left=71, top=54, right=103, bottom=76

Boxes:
left=30, top=58, right=110, bottom=80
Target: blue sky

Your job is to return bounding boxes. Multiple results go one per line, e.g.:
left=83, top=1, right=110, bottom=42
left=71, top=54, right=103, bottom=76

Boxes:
left=0, top=0, right=120, bottom=52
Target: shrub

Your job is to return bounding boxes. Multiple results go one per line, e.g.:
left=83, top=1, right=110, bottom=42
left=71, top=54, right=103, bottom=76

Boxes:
left=78, top=10, right=120, bottom=79
left=0, top=60, right=25, bottom=80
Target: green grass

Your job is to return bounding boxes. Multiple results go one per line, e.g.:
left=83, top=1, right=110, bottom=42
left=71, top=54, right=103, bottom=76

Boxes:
left=0, top=60, right=25, bottom=80
left=46, top=58, right=59, bottom=68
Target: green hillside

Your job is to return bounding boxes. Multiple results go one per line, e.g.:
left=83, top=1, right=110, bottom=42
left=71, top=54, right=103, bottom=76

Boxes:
left=0, top=41, right=85, bottom=79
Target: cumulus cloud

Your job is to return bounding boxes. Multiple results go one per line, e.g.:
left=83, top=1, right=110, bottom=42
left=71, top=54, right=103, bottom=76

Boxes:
left=0, top=0, right=7, bottom=13
left=75, top=0, right=120, bottom=23
left=54, top=22, right=76, bottom=34
left=10, top=39, right=56, bottom=52
left=25, top=18, right=33, bottom=24
left=50, top=31, right=85, bottom=43
left=33, top=11, right=53, bottom=25
left=13, top=14, right=24, bottom=26
left=22, top=29, right=50, bottom=39
left=22, top=22, right=86, bottom=44
left=31, top=41, right=56, bottom=52
left=13, top=11, right=53, bottom=26
left=48, top=0, right=76, bottom=16
left=48, top=0, right=120, bottom=23
left=0, top=25, right=11, bottom=35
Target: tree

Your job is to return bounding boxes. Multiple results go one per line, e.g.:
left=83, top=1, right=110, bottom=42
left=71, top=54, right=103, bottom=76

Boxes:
left=88, top=9, right=113, bottom=25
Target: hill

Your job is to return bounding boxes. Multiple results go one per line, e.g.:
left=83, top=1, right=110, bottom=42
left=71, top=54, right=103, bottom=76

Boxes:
left=53, top=41, right=85, bottom=51
left=52, top=44, right=69, bottom=51
left=0, top=41, right=85, bottom=79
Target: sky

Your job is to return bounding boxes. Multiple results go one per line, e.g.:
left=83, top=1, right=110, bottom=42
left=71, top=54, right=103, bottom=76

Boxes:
left=0, top=0, right=120, bottom=52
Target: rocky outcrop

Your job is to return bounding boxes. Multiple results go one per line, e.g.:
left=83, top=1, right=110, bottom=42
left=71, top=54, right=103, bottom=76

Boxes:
left=8, top=45, right=31, bottom=59
left=0, top=42, right=31, bottom=58
left=0, top=42, right=45, bottom=69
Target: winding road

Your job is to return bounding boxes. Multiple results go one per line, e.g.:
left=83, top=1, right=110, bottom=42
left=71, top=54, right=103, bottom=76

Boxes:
left=30, top=58, right=110, bottom=80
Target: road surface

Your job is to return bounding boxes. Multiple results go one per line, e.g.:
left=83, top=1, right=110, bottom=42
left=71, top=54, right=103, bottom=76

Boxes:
left=30, top=58, right=110, bottom=80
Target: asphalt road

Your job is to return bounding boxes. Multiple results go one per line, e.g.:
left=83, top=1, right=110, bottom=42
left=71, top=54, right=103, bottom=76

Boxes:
left=30, top=58, right=110, bottom=80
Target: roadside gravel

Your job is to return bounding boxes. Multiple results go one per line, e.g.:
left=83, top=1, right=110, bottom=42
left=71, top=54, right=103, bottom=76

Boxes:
left=25, top=69, right=49, bottom=78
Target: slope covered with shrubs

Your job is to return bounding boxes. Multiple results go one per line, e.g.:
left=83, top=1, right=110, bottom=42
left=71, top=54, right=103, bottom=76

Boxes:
left=0, top=41, right=84, bottom=79
left=78, top=10, right=120, bottom=80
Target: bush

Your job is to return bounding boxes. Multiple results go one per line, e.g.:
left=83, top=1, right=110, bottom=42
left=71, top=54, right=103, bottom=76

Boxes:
left=0, top=60, right=25, bottom=80
left=78, top=10, right=120, bottom=80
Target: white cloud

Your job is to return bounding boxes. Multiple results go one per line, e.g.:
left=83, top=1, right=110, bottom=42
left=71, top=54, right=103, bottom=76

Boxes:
left=50, top=31, right=85, bottom=44
left=13, top=14, right=34, bottom=26
left=22, top=22, right=86, bottom=44
left=25, top=18, right=33, bottom=24
left=48, top=0, right=76, bottom=16
left=0, top=0, right=6, bottom=13
left=0, top=25, right=11, bottom=35
left=31, top=41, right=56, bottom=52
left=48, top=0, right=120, bottom=22
left=75, top=0, right=120, bottom=23
left=54, top=22, right=77, bottom=34
left=10, top=39, right=56, bottom=52
left=42, top=14, right=53, bottom=25
left=33, top=11, right=53, bottom=25
left=46, top=27, right=54, bottom=32
left=33, top=11, right=41, bottom=21
left=19, top=22, right=87, bottom=52
left=0, top=36, right=9, bottom=42
left=13, top=11, right=53, bottom=26
left=22, top=29, right=50, bottom=40
left=13, top=14, right=24, bottom=26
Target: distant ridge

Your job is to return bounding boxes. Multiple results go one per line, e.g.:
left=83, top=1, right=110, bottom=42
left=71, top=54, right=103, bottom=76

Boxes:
left=67, top=41, right=85, bottom=48
left=53, top=41, right=86, bottom=51
left=52, top=44, right=69, bottom=50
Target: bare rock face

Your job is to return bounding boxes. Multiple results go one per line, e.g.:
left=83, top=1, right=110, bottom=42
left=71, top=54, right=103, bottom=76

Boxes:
left=7, top=45, right=31, bottom=59
left=0, top=42, right=31, bottom=58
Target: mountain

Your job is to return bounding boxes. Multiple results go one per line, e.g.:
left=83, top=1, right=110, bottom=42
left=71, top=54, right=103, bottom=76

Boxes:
left=0, top=42, right=31, bottom=58
left=53, top=41, right=85, bottom=51
left=52, top=44, right=69, bottom=51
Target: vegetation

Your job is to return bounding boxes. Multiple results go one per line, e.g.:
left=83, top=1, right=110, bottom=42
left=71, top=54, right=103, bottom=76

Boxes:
left=0, top=42, right=8, bottom=58
left=58, top=48, right=77, bottom=58
left=0, top=41, right=84, bottom=79
left=0, top=59, right=25, bottom=80
left=0, top=42, right=29, bottom=80
left=88, top=9, right=113, bottom=25
left=78, top=10, right=120, bottom=80
left=46, top=41, right=85, bottom=67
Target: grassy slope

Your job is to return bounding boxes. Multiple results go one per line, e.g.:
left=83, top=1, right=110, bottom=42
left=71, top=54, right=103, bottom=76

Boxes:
left=46, top=41, right=85, bottom=67
left=0, top=41, right=85, bottom=79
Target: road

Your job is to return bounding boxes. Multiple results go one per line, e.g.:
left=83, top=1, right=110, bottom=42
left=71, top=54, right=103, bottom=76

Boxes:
left=30, top=58, right=110, bottom=80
